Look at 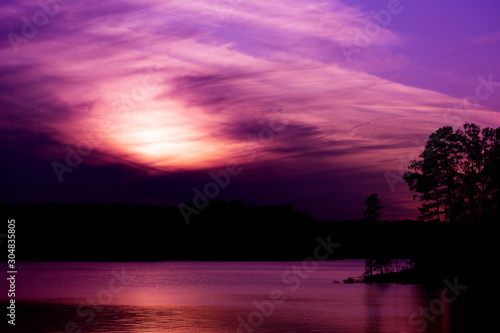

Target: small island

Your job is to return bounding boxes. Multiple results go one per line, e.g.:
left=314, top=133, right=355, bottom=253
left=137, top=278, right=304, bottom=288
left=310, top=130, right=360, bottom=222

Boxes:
left=342, top=259, right=418, bottom=284
left=343, top=258, right=467, bottom=285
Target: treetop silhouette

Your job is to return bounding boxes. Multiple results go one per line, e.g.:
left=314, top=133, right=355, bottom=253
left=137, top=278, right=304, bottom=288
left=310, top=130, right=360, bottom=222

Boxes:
left=403, top=123, right=500, bottom=222
left=363, top=193, right=383, bottom=222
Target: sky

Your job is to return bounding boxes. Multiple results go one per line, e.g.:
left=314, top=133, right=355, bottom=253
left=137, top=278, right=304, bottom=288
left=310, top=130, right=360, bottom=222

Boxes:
left=1, top=0, right=500, bottom=220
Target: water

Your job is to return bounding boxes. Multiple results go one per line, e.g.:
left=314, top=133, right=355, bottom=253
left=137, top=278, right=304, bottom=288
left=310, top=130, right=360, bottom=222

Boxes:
left=1, top=261, right=471, bottom=332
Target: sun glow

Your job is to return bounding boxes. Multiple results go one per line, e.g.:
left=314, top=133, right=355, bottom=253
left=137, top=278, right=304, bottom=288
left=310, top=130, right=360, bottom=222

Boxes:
left=100, top=102, right=235, bottom=170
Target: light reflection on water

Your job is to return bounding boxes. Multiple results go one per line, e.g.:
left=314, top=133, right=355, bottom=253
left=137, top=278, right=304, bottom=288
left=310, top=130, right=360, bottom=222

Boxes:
left=0, top=261, right=470, bottom=332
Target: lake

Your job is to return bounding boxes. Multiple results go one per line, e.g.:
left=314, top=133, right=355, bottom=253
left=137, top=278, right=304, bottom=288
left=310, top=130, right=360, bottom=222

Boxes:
left=1, top=261, right=471, bottom=332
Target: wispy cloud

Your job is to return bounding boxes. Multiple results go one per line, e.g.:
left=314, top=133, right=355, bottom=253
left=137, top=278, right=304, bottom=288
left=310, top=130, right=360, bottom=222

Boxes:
left=444, top=30, right=500, bottom=57
left=1, top=0, right=499, bottom=219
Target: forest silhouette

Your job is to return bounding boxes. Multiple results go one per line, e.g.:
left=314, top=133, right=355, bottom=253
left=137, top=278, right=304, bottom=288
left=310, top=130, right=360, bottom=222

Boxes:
left=1, top=123, right=497, bottom=287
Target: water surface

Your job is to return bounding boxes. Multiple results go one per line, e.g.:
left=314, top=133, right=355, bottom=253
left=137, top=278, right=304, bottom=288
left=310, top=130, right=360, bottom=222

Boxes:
left=1, top=261, right=470, bottom=332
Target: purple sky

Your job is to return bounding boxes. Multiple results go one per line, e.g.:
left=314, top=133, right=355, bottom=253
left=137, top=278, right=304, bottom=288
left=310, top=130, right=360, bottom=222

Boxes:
left=1, top=0, right=500, bottom=220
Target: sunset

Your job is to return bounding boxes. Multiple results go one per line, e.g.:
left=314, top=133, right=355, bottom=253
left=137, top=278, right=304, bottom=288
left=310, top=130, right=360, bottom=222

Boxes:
left=1, top=0, right=499, bottom=220
left=1, top=0, right=499, bottom=332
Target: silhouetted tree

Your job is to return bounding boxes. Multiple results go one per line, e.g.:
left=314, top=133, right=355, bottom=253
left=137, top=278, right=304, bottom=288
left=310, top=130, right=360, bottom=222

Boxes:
left=404, top=123, right=500, bottom=222
left=365, top=258, right=392, bottom=275
left=365, top=260, right=375, bottom=276
left=403, top=127, right=461, bottom=221
left=374, top=258, right=392, bottom=274
left=363, top=193, right=383, bottom=222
